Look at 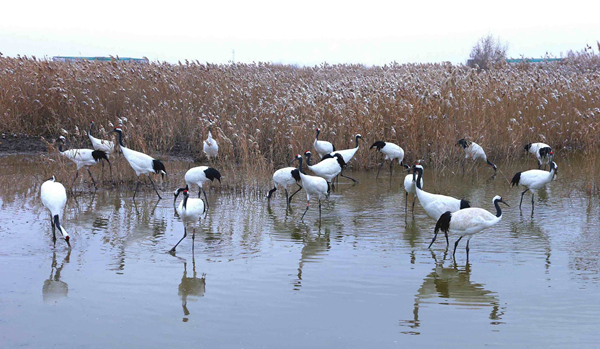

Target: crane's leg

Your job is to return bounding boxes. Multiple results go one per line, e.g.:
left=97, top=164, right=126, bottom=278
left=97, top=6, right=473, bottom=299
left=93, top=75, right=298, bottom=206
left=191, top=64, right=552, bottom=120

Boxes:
left=267, top=187, right=277, bottom=203
left=376, top=161, right=385, bottom=180
left=531, top=192, right=535, bottom=217
left=412, top=197, right=416, bottom=214
left=428, top=231, right=438, bottom=249
left=405, top=192, right=409, bottom=216
left=318, top=199, right=322, bottom=220
left=148, top=176, right=162, bottom=200
left=50, top=215, right=56, bottom=244
left=519, top=189, right=529, bottom=210
left=288, top=183, right=302, bottom=205
left=71, top=170, right=79, bottom=187
left=301, top=201, right=310, bottom=222
left=201, top=188, right=209, bottom=210
left=453, top=236, right=464, bottom=259
left=340, top=171, right=358, bottom=184
left=192, top=228, right=195, bottom=252
left=285, top=189, right=289, bottom=207
left=170, top=227, right=187, bottom=252
left=445, top=231, right=449, bottom=247
left=466, top=238, right=471, bottom=262
left=390, top=161, right=393, bottom=177
left=133, top=179, right=141, bottom=201
left=86, top=167, right=97, bottom=189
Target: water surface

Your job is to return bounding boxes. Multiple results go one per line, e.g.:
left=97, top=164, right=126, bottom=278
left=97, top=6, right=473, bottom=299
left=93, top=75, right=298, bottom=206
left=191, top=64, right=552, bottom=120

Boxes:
left=1, top=155, right=599, bottom=348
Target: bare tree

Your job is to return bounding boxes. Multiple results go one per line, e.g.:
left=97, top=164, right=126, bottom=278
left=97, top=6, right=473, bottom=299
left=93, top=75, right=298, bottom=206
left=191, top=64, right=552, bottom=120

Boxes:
left=468, top=34, right=508, bottom=70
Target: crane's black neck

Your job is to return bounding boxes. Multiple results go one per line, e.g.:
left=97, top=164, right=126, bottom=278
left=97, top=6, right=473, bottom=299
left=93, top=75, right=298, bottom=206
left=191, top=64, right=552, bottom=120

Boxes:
left=53, top=215, right=62, bottom=232
left=183, top=194, right=189, bottom=209
left=89, top=122, right=94, bottom=137
left=298, top=156, right=304, bottom=174
left=354, top=135, right=360, bottom=148
left=115, top=130, right=124, bottom=147
left=58, top=138, right=68, bottom=152
left=415, top=167, right=423, bottom=190
left=305, top=153, right=313, bottom=166
left=493, top=199, right=503, bottom=217
left=315, top=129, right=320, bottom=140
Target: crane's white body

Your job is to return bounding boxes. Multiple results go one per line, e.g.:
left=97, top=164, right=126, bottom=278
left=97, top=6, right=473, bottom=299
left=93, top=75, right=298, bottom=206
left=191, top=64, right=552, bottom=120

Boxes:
left=171, top=192, right=205, bottom=252
left=177, top=197, right=205, bottom=228
left=404, top=174, right=422, bottom=196
left=60, top=148, right=101, bottom=170
left=184, top=166, right=218, bottom=191
left=88, top=122, right=115, bottom=156
left=273, top=167, right=299, bottom=188
left=516, top=168, right=555, bottom=190
left=307, top=157, right=342, bottom=183
left=443, top=207, right=502, bottom=237
left=433, top=195, right=507, bottom=258
left=314, top=139, right=334, bottom=158
left=314, top=128, right=334, bottom=158
left=526, top=142, right=553, bottom=167
left=113, top=128, right=165, bottom=199
left=299, top=172, right=328, bottom=203
left=121, top=145, right=157, bottom=177
left=457, top=139, right=496, bottom=172
left=414, top=165, right=467, bottom=220
left=462, top=142, right=488, bottom=161
left=40, top=178, right=69, bottom=241
left=526, top=142, right=551, bottom=157
left=403, top=172, right=423, bottom=215
left=330, top=146, right=358, bottom=164
left=41, top=179, right=67, bottom=223
left=379, top=142, right=405, bottom=163
left=329, top=134, right=362, bottom=164
left=512, top=161, right=557, bottom=215
left=203, top=130, right=219, bottom=159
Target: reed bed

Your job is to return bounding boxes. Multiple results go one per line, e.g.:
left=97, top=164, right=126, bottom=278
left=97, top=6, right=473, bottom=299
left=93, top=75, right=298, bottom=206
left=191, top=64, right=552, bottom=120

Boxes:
left=1, top=53, right=599, bottom=178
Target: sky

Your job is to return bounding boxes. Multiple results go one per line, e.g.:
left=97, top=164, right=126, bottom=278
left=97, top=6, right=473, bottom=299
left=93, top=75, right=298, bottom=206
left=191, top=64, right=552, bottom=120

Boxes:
left=1, top=0, right=599, bottom=66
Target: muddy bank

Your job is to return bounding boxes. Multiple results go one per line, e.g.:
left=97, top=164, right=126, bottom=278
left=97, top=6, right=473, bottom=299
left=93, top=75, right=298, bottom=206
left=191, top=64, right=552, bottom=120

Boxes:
left=0, top=135, right=47, bottom=155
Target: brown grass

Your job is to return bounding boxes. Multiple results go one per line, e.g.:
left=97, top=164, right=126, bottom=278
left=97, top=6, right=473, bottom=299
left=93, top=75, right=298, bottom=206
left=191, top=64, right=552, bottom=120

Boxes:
left=1, top=53, right=600, bottom=180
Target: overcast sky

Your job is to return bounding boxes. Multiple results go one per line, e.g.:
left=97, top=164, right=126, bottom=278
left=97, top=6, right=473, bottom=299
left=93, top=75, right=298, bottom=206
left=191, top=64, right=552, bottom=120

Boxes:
left=2, top=0, right=599, bottom=66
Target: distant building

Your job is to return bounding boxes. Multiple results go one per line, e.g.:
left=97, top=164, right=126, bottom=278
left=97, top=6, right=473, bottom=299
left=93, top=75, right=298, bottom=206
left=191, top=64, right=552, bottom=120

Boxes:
left=52, top=56, right=149, bottom=63
left=505, top=58, right=563, bottom=63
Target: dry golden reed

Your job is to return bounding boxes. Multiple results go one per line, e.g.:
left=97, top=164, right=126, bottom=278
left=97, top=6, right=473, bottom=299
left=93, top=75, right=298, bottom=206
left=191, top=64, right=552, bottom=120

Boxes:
left=1, top=54, right=599, bottom=175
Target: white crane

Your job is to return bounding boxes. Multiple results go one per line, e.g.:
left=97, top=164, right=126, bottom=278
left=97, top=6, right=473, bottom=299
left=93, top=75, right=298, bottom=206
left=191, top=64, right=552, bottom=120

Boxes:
left=457, top=139, right=497, bottom=173
left=171, top=189, right=205, bottom=252
left=173, top=166, right=221, bottom=210
left=267, top=155, right=302, bottom=207
left=296, top=155, right=329, bottom=222
left=40, top=176, right=71, bottom=247
left=524, top=142, right=553, bottom=169
left=58, top=136, right=108, bottom=189
left=203, top=128, right=219, bottom=160
left=511, top=161, right=558, bottom=216
left=303, top=151, right=345, bottom=191
left=370, top=141, right=409, bottom=179
left=87, top=120, right=114, bottom=175
left=434, top=195, right=509, bottom=260
left=112, top=128, right=166, bottom=200
left=323, top=134, right=362, bottom=183
left=313, top=128, right=335, bottom=158
left=403, top=168, right=423, bottom=216
left=412, top=164, right=471, bottom=247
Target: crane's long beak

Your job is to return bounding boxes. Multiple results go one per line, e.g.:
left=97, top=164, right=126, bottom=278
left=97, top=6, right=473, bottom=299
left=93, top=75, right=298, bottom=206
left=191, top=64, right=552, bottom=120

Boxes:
left=502, top=201, right=510, bottom=207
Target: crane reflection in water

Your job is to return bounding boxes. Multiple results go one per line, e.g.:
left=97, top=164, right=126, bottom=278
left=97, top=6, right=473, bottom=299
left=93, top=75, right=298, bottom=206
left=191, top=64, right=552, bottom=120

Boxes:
left=174, top=253, right=206, bottom=322
left=42, top=250, right=71, bottom=304
left=400, top=250, right=505, bottom=334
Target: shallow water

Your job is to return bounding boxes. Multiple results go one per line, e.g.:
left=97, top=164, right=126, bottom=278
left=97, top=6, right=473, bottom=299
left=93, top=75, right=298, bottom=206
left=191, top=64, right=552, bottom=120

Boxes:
left=1, top=155, right=599, bottom=348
